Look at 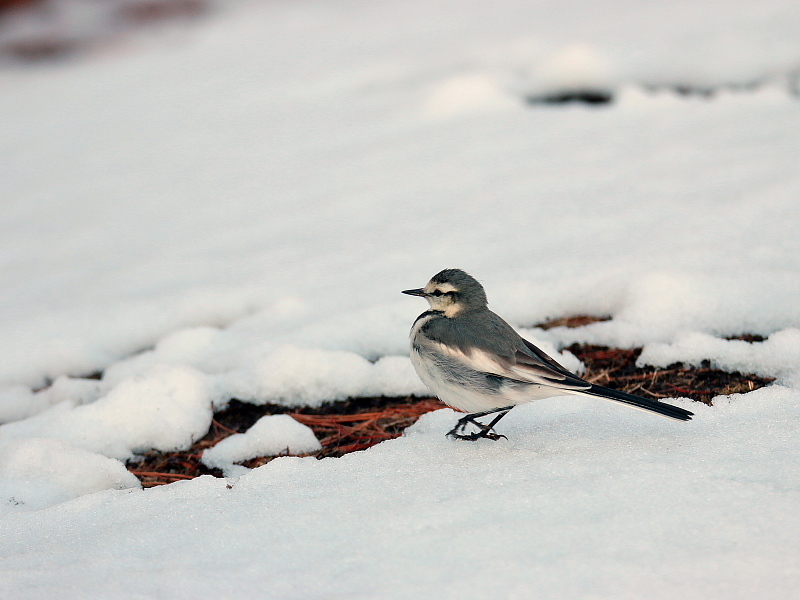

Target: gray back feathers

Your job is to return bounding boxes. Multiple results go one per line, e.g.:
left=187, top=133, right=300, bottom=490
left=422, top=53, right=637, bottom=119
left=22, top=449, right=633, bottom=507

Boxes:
left=421, top=308, right=522, bottom=361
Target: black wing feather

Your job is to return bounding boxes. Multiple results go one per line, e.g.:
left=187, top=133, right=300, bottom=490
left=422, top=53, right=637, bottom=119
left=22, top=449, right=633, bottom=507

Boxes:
left=584, top=384, right=694, bottom=421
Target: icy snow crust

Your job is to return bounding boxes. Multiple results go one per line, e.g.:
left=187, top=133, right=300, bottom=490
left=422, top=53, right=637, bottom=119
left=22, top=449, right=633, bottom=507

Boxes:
left=1, top=0, right=800, bottom=596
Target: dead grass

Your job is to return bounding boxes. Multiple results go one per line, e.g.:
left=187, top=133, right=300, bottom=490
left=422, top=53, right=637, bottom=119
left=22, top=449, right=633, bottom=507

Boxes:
left=128, top=397, right=446, bottom=487
left=537, top=315, right=612, bottom=329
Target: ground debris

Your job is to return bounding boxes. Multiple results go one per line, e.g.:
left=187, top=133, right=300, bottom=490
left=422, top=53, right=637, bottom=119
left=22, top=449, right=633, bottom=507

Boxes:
left=537, top=315, right=612, bottom=330
left=127, top=339, right=773, bottom=487
left=127, top=397, right=446, bottom=486
left=568, top=344, right=773, bottom=405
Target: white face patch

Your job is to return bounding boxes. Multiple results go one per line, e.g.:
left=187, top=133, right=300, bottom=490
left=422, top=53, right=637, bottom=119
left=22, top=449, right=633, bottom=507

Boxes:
left=423, top=282, right=457, bottom=294
left=422, top=281, right=463, bottom=314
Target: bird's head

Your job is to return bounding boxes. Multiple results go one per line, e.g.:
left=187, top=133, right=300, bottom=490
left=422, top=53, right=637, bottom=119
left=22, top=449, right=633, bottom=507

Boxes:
left=402, top=269, right=488, bottom=316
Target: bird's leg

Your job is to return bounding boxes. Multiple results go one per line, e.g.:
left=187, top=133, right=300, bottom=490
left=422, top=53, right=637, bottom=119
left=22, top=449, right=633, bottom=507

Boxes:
left=447, top=406, right=514, bottom=441
left=449, top=412, right=510, bottom=441
left=448, top=408, right=499, bottom=437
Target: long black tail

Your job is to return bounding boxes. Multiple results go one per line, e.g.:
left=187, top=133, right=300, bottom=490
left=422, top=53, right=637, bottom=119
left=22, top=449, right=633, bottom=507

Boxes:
left=583, top=384, right=694, bottom=421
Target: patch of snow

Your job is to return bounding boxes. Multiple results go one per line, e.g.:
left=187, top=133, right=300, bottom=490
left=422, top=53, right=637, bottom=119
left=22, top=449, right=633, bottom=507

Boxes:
left=201, top=414, right=321, bottom=477
left=214, top=347, right=427, bottom=408
left=423, top=73, right=516, bottom=117
left=0, top=438, right=140, bottom=515
left=639, top=328, right=800, bottom=386
left=0, top=389, right=799, bottom=597
left=0, top=386, right=43, bottom=425
left=527, top=44, right=615, bottom=98
left=0, top=366, right=212, bottom=461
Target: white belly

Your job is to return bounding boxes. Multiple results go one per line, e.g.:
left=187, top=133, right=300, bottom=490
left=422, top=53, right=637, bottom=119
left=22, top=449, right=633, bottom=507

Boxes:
left=410, top=346, right=535, bottom=414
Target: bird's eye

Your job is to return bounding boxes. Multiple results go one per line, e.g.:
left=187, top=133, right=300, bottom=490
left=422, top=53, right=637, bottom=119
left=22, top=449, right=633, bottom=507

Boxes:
left=430, top=290, right=443, bottom=296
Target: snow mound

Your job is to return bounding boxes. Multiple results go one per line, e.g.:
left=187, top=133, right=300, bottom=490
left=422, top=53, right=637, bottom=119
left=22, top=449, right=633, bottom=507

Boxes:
left=526, top=44, right=615, bottom=100
left=0, top=366, right=212, bottom=461
left=0, top=438, right=140, bottom=515
left=639, top=328, right=800, bottom=385
left=424, top=73, right=516, bottom=117
left=215, top=347, right=427, bottom=408
left=0, top=376, right=106, bottom=426
left=202, top=415, right=321, bottom=477
left=0, top=386, right=42, bottom=425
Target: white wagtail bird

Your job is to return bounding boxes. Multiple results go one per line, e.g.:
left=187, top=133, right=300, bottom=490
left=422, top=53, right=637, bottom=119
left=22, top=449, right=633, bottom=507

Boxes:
left=403, top=269, right=693, bottom=440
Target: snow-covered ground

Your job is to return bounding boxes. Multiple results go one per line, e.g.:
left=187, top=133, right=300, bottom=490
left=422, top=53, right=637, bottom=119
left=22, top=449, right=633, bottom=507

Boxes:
left=1, top=0, right=800, bottom=597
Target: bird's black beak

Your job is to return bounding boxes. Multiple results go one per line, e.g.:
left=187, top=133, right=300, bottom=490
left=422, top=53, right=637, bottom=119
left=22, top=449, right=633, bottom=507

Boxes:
left=402, top=288, right=427, bottom=297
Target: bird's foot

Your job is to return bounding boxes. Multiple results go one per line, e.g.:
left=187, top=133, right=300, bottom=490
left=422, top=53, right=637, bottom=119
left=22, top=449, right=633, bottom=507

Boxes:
left=446, top=417, right=507, bottom=441
left=447, top=429, right=507, bottom=441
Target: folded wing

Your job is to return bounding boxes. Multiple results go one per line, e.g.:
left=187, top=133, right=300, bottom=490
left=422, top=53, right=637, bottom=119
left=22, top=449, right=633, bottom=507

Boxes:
left=428, top=336, right=591, bottom=392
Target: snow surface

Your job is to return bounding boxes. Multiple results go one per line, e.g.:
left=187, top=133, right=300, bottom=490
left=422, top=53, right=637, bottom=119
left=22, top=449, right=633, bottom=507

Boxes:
left=1, top=0, right=800, bottom=596
left=0, top=438, right=140, bottom=516
left=2, top=393, right=800, bottom=599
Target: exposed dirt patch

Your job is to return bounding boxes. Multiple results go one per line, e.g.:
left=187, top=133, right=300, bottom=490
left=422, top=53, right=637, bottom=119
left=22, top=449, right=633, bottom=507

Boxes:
left=725, top=333, right=767, bottom=343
